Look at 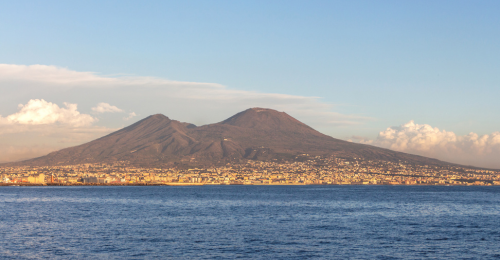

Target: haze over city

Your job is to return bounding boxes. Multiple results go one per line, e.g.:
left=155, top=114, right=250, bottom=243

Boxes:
left=1, top=1, right=499, bottom=168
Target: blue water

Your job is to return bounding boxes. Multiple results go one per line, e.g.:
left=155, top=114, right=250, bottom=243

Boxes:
left=1, top=186, right=500, bottom=259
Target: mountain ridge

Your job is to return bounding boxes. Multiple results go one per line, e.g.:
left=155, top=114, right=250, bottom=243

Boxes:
left=6, top=108, right=454, bottom=167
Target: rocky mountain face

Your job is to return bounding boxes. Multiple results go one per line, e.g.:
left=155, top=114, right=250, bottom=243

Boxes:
left=12, top=108, right=448, bottom=166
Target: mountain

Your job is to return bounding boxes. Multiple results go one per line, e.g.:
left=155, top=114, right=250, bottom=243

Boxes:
left=11, top=108, right=450, bottom=167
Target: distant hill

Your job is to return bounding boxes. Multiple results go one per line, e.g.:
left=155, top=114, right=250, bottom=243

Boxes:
left=9, top=108, right=451, bottom=167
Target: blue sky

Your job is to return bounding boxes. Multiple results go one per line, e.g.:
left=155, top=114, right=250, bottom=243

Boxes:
left=1, top=0, right=499, bottom=167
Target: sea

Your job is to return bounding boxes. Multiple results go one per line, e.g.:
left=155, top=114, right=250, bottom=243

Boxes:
left=1, top=185, right=499, bottom=259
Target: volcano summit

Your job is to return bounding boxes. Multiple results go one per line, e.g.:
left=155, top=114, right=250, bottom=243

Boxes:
left=14, top=108, right=449, bottom=167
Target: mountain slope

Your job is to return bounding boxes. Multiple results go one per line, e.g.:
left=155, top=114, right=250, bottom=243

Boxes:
left=12, top=108, right=450, bottom=166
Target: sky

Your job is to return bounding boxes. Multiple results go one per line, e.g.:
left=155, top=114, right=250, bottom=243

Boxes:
left=0, top=0, right=499, bottom=168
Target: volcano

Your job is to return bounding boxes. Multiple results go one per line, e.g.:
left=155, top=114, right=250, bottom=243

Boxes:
left=13, top=108, right=448, bottom=166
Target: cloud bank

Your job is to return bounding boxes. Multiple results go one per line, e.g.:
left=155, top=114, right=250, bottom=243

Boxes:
left=356, top=121, right=500, bottom=169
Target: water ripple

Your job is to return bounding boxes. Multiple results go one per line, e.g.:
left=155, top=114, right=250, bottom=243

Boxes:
left=1, top=185, right=499, bottom=259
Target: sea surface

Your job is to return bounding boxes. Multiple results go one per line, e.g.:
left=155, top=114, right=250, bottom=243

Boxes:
left=1, top=185, right=499, bottom=259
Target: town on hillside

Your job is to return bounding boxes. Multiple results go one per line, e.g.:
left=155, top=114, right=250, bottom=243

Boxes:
left=1, top=156, right=499, bottom=186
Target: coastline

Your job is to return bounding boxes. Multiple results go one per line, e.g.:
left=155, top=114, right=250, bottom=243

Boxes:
left=1, top=183, right=497, bottom=187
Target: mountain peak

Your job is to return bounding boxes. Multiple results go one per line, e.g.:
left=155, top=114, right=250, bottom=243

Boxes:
left=148, top=114, right=170, bottom=121
left=115, top=113, right=173, bottom=134
left=219, top=107, right=319, bottom=134
left=249, top=107, right=277, bottom=112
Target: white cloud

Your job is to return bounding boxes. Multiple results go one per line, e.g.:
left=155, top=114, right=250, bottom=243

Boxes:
left=367, top=121, right=500, bottom=168
left=1, top=99, right=96, bottom=127
left=0, top=99, right=116, bottom=163
left=0, top=64, right=224, bottom=88
left=124, top=112, right=137, bottom=120
left=92, top=102, right=123, bottom=113
left=0, top=64, right=117, bottom=85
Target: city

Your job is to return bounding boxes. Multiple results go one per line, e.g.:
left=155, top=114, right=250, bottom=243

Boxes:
left=2, top=156, right=499, bottom=186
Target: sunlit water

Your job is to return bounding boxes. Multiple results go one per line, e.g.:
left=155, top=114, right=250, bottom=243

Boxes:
left=1, top=186, right=499, bottom=259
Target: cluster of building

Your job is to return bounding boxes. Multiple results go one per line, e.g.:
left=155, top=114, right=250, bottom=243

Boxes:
left=1, top=156, right=499, bottom=186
